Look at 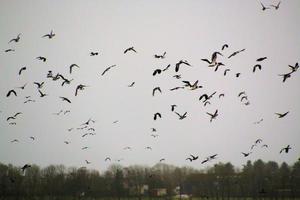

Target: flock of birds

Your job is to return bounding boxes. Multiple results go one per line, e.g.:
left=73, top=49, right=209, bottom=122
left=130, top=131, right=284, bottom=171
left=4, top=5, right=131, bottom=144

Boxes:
left=1, top=1, right=299, bottom=173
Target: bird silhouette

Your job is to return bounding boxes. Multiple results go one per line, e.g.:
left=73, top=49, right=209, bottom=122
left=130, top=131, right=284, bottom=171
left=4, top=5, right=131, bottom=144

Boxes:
left=21, top=164, right=31, bottom=173
left=280, top=145, right=291, bottom=153
left=186, top=158, right=193, bottom=162
left=75, top=84, right=88, bottom=96
left=219, top=93, right=225, bottom=98
left=241, top=96, right=248, bottom=102
left=275, top=111, right=289, bottom=118
left=261, top=144, right=268, bottom=148
left=206, top=109, right=218, bottom=122
left=150, top=134, right=159, bottom=138
left=278, top=72, right=292, bottom=82
left=170, top=86, right=184, bottom=91
left=224, top=69, right=230, bottom=76
left=60, top=97, right=71, bottom=103
left=6, top=90, right=17, bottom=97
left=18, top=67, right=26, bottom=75
left=201, top=158, right=210, bottom=164
left=171, top=104, right=177, bottom=111
left=222, top=44, right=229, bottom=50
left=199, top=92, right=216, bottom=102
left=242, top=152, right=252, bottom=157
left=4, top=49, right=15, bottom=52
left=173, top=75, right=181, bottom=79
left=124, top=47, right=137, bottom=54
left=42, top=30, right=55, bottom=39
left=151, top=128, right=157, bottom=132
left=204, top=101, right=211, bottom=107
left=38, top=90, right=48, bottom=97
left=82, top=147, right=89, bottom=150
left=153, top=69, right=162, bottom=76
left=154, top=52, right=166, bottom=59
left=123, top=146, right=132, bottom=150
left=182, top=80, right=202, bottom=90
left=90, top=52, right=99, bottom=56
left=256, top=57, right=267, bottom=62
left=228, top=49, right=245, bottom=59
left=175, top=112, right=187, bottom=120
left=175, top=60, right=191, bottom=72
left=34, top=82, right=44, bottom=89
left=253, top=64, right=262, bottom=73
left=105, top=157, right=111, bottom=161
left=154, top=112, right=162, bottom=120
left=238, top=91, right=246, bottom=97
left=159, top=158, right=165, bottom=162
left=85, top=160, right=91, bottom=164
left=11, top=139, right=19, bottom=143
left=36, top=56, right=46, bottom=62
left=101, top=65, right=116, bottom=76
left=255, top=139, right=262, bottom=144
left=270, top=1, right=281, bottom=10
left=288, top=62, right=299, bottom=73
left=16, top=83, right=27, bottom=90
left=145, top=146, right=152, bottom=150
left=8, top=34, right=21, bottom=43
left=162, top=64, right=171, bottom=71
left=189, top=154, right=199, bottom=161
left=69, top=64, right=80, bottom=74
left=64, top=141, right=70, bottom=144
left=128, top=82, right=135, bottom=87
left=152, top=87, right=162, bottom=96
left=29, top=136, right=35, bottom=140
left=260, top=2, right=270, bottom=11
left=236, top=73, right=241, bottom=77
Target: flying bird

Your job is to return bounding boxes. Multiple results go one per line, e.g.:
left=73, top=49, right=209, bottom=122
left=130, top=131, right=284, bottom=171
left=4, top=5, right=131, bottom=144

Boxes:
left=173, top=75, right=181, bottom=79
left=42, top=30, right=55, bottom=39
left=189, top=154, right=199, bottom=161
left=11, top=139, right=19, bottom=143
left=154, top=112, right=162, bottom=120
left=159, top=158, right=165, bottom=162
left=128, top=82, right=135, bottom=87
left=90, top=52, right=99, bottom=56
left=222, top=44, right=229, bottom=50
left=228, top=49, right=245, bottom=59
left=6, top=89, right=17, bottom=97
left=162, top=64, right=171, bottom=71
left=152, top=87, right=162, bottom=96
left=175, top=112, right=187, bottom=120
left=75, top=84, right=88, bottom=96
left=34, top=82, right=44, bottom=89
left=154, top=52, right=166, bottom=59
left=170, top=86, right=184, bottom=91
left=238, top=91, right=246, bottom=97
left=275, top=111, right=289, bottom=118
left=224, top=69, right=230, bottom=76
left=171, top=104, right=177, bottom=112
left=255, top=139, right=262, bottom=144
left=270, top=1, right=281, bottom=10
left=175, top=60, right=191, bottom=72
left=85, top=160, right=91, bottom=164
left=5, top=49, right=15, bottom=52
left=206, top=109, right=218, bottom=122
left=153, top=69, right=162, bottom=76
left=29, top=136, right=35, bottom=140
left=21, top=164, right=31, bottom=173
left=278, top=72, right=292, bottom=82
left=182, top=80, right=202, bottom=90
left=124, top=47, right=137, bottom=54
left=253, top=64, right=262, bottom=73
left=145, top=146, right=152, bottom=150
left=280, top=145, right=291, bottom=153
left=60, top=96, right=71, bottom=103
left=260, top=2, right=270, bottom=11
left=236, top=73, right=241, bottom=77
left=69, top=64, right=79, bottom=74
left=256, top=57, right=267, bottom=62
left=101, top=65, right=116, bottom=76
left=38, top=90, right=47, bottom=97
left=288, top=62, right=299, bottom=73
left=242, top=152, right=252, bottom=157
left=105, top=157, right=111, bottom=162
left=36, top=56, right=46, bottom=62
left=18, top=67, right=26, bottom=75
left=8, top=34, right=21, bottom=43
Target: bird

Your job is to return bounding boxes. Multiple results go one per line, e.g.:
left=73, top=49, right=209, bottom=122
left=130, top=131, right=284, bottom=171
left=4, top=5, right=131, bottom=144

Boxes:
left=236, top=73, right=241, bottom=77
left=199, top=92, right=216, bottom=102
left=90, top=52, right=99, bottom=56
left=238, top=91, right=246, bottom=97
left=219, top=93, right=225, bottom=98
left=101, top=65, right=116, bottom=76
left=123, top=146, right=132, bottom=150
left=206, top=109, right=218, bottom=122
left=82, top=133, right=89, bottom=138
left=189, top=154, right=199, bottom=161
left=105, top=157, right=111, bottom=162
left=154, top=112, right=162, bottom=120
left=11, top=139, right=19, bottom=143
left=209, top=154, right=218, bottom=159
left=173, top=75, right=181, bottom=79
left=24, top=99, right=35, bottom=104
left=162, top=64, right=171, bottom=71
left=29, top=136, right=35, bottom=140
left=201, top=158, right=210, bottom=164
left=60, top=97, right=71, bottom=103
left=275, top=111, right=289, bottom=118
left=69, top=64, right=79, bottom=74
left=261, top=144, right=268, bottom=148
left=222, top=44, right=229, bottom=50
left=128, top=82, right=135, bottom=87
left=145, top=146, right=152, bottom=150
left=5, top=49, right=15, bottom=52
left=150, top=134, right=159, bottom=138
left=18, top=67, right=26, bottom=75
left=201, top=52, right=223, bottom=66
left=175, top=60, right=191, bottom=72
left=81, top=147, right=89, bottom=150
left=256, top=57, right=267, bottom=62
left=6, top=90, right=17, bottom=97
left=224, top=69, right=230, bottom=76
left=36, top=56, right=46, bottom=62
left=81, top=118, right=95, bottom=126
left=280, top=145, right=291, bottom=153
left=182, top=80, right=202, bottom=90
left=152, top=87, right=162, bottom=96
left=170, top=86, right=184, bottom=91
left=14, top=112, right=22, bottom=118
left=214, top=62, right=225, bottom=72
left=8, top=34, right=21, bottom=43
left=186, top=158, right=193, bottom=162
left=42, top=30, right=55, bottom=39
left=288, top=63, right=299, bottom=73
left=153, top=69, right=162, bottom=76
left=85, top=160, right=91, bottom=164
left=154, top=52, right=166, bottom=59
left=242, top=152, right=252, bottom=157
left=204, top=101, right=211, bottom=107
left=255, top=139, right=262, bottom=144
left=151, top=128, right=157, bottom=132
left=260, top=2, right=270, bottom=11
left=21, top=164, right=31, bottom=173
left=241, top=96, right=248, bottom=102
left=159, top=158, right=165, bottom=162
left=278, top=72, right=292, bottom=82
left=175, top=112, right=187, bottom=120
left=228, top=49, right=245, bottom=59
left=171, top=104, right=177, bottom=112
left=270, top=1, right=281, bottom=10
left=34, top=82, right=44, bottom=89
left=253, top=64, right=262, bottom=73
left=124, top=47, right=137, bottom=54
left=75, top=84, right=88, bottom=96
left=38, top=90, right=48, bottom=97
left=64, top=141, right=70, bottom=144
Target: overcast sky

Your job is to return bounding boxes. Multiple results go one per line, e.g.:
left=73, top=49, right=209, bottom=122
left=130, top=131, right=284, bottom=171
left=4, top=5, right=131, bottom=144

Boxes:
left=0, top=0, right=299, bottom=171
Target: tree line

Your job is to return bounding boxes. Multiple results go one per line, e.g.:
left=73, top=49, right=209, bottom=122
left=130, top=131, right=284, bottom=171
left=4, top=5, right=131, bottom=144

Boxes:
left=0, top=159, right=299, bottom=200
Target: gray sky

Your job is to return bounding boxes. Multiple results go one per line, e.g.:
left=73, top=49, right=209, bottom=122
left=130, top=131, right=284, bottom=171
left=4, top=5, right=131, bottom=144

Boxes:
left=0, top=0, right=299, bottom=171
